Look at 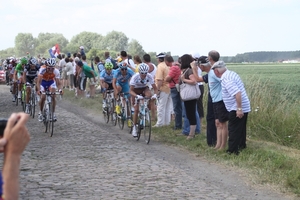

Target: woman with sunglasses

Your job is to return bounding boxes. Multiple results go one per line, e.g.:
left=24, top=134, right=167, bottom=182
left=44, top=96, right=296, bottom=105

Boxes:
left=129, top=63, right=158, bottom=137
left=36, top=58, right=62, bottom=122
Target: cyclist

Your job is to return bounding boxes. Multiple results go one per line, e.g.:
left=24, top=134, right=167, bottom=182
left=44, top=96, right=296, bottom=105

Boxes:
left=112, top=61, right=135, bottom=99
left=129, top=63, right=158, bottom=137
left=36, top=58, right=62, bottom=122
left=23, top=57, right=39, bottom=114
left=13, top=57, right=28, bottom=99
left=99, top=62, right=115, bottom=107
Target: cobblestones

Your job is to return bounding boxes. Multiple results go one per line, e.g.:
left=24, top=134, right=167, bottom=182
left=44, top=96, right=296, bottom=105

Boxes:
left=0, top=85, right=293, bottom=199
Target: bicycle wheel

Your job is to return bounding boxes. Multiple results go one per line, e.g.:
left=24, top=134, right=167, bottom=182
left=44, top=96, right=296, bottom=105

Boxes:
left=48, top=102, right=54, bottom=137
left=44, top=103, right=49, bottom=133
left=15, top=93, right=18, bottom=106
left=143, top=108, right=151, bottom=144
left=126, top=100, right=133, bottom=129
left=21, top=90, right=26, bottom=112
left=31, top=92, right=36, bottom=118
left=104, top=102, right=110, bottom=123
left=136, top=118, right=141, bottom=141
left=111, top=100, right=117, bottom=126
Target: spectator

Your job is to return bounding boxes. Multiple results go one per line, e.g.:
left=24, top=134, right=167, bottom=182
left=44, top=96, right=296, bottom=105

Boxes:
left=212, top=61, right=251, bottom=155
left=65, top=57, right=74, bottom=91
left=120, top=51, right=135, bottom=71
left=1, top=112, right=30, bottom=200
left=164, top=55, right=182, bottom=130
left=94, top=56, right=104, bottom=74
left=153, top=53, right=172, bottom=127
left=133, top=55, right=143, bottom=72
left=191, top=52, right=205, bottom=130
left=143, top=54, right=157, bottom=121
left=104, top=52, right=117, bottom=69
left=191, top=56, right=217, bottom=147
left=179, top=54, right=198, bottom=139
left=77, top=61, right=98, bottom=98
left=79, top=46, right=85, bottom=57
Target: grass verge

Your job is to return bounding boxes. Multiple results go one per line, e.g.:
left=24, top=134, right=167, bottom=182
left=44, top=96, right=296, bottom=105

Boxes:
left=61, top=89, right=300, bottom=197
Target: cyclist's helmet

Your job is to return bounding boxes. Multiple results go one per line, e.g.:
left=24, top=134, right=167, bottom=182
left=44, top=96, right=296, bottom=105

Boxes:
left=20, top=57, right=28, bottom=65
left=46, top=58, right=56, bottom=67
left=104, top=62, right=113, bottom=70
left=29, top=57, right=38, bottom=65
left=119, top=62, right=127, bottom=69
left=138, top=63, right=149, bottom=74
left=10, top=58, right=16, bottom=64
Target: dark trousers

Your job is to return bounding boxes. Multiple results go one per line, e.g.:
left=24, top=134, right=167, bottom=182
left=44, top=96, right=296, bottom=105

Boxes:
left=206, top=93, right=217, bottom=146
left=196, top=85, right=204, bottom=118
left=227, top=111, right=248, bottom=153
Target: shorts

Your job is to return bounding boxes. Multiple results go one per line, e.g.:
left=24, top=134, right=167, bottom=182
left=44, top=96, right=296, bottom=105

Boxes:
left=79, top=76, right=87, bottom=91
left=116, top=82, right=129, bottom=93
left=40, top=80, right=57, bottom=92
left=133, top=87, right=149, bottom=96
left=88, top=78, right=96, bottom=86
left=26, top=77, right=36, bottom=85
left=213, top=100, right=229, bottom=123
left=105, top=82, right=114, bottom=90
left=62, top=71, right=68, bottom=80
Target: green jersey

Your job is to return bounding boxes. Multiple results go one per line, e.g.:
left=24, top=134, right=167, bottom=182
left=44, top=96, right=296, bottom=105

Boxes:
left=83, top=64, right=98, bottom=78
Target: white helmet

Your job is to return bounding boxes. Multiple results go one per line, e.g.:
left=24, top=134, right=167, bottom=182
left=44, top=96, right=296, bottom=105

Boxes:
left=138, top=63, right=149, bottom=74
left=46, top=58, right=56, bottom=67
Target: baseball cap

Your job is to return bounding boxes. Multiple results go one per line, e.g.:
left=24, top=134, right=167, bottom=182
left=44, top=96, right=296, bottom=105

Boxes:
left=212, top=61, right=226, bottom=69
left=156, top=53, right=165, bottom=58
left=79, top=46, right=84, bottom=49
left=77, top=60, right=83, bottom=67
left=191, top=52, right=200, bottom=59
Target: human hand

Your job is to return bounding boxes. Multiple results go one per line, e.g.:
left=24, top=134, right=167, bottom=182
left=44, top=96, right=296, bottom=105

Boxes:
left=0, top=138, right=7, bottom=153
left=4, top=112, right=30, bottom=156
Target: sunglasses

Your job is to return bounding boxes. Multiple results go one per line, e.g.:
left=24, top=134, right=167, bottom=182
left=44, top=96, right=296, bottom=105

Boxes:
left=140, top=72, right=147, bottom=75
left=121, top=68, right=127, bottom=71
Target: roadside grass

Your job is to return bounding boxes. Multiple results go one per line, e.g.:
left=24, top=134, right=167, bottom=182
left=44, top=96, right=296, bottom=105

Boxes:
left=61, top=64, right=300, bottom=196
left=62, top=88, right=300, bottom=197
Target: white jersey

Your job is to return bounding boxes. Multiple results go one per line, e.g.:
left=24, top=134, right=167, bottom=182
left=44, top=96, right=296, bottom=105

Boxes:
left=129, top=73, right=154, bottom=89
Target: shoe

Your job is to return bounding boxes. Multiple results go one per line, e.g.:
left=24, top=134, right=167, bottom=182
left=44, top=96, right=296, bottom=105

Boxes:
left=132, top=125, right=137, bottom=137
left=25, top=105, right=30, bottom=114
left=103, top=102, right=107, bottom=108
left=115, top=105, right=121, bottom=114
left=12, top=97, right=16, bottom=102
left=18, top=91, right=21, bottom=99
left=152, top=124, right=161, bottom=128
left=38, top=113, right=43, bottom=122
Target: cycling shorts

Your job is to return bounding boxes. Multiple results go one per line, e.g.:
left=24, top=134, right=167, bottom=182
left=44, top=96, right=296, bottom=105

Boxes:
left=40, top=80, right=57, bottom=92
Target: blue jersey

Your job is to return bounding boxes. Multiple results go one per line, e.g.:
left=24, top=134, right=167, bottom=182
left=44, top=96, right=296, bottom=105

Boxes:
left=113, top=68, right=134, bottom=85
left=100, top=69, right=115, bottom=84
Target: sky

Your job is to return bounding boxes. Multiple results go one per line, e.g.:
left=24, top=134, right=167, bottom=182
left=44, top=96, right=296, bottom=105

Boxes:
left=1, top=0, right=300, bottom=56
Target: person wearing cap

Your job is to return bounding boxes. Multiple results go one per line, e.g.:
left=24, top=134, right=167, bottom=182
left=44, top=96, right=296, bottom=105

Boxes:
left=79, top=46, right=86, bottom=57
left=153, top=53, right=172, bottom=127
left=212, top=61, right=251, bottom=155
left=77, top=60, right=98, bottom=98
left=191, top=50, right=228, bottom=149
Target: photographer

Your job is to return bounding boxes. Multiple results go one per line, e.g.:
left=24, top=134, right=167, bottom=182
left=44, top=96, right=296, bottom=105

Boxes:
left=0, top=113, right=30, bottom=200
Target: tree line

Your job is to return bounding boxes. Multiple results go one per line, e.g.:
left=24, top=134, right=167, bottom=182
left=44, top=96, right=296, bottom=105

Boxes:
left=221, top=51, right=300, bottom=63
left=0, top=31, right=159, bottom=64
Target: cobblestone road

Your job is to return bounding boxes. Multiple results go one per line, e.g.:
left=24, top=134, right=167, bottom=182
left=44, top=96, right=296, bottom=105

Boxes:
left=0, top=85, right=294, bottom=200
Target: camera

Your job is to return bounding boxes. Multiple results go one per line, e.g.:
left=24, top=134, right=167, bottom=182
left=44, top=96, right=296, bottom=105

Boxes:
left=0, top=119, right=8, bottom=137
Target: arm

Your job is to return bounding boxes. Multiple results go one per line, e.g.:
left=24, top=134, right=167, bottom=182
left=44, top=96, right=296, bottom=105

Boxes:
left=181, top=73, right=197, bottom=85
left=129, top=85, right=137, bottom=98
left=3, top=113, right=30, bottom=200
left=191, top=61, right=204, bottom=82
left=164, top=75, right=172, bottom=83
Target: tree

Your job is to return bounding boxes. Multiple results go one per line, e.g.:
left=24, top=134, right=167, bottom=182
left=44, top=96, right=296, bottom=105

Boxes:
left=127, top=39, right=146, bottom=58
left=67, top=32, right=103, bottom=53
left=35, top=33, right=69, bottom=56
left=102, top=31, right=128, bottom=51
left=14, top=33, right=36, bottom=57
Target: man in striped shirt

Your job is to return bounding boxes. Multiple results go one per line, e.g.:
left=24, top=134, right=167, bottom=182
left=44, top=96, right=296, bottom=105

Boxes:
left=212, top=61, right=251, bottom=155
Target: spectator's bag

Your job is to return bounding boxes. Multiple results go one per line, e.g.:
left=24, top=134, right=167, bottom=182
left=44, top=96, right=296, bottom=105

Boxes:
left=179, top=69, right=200, bottom=101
